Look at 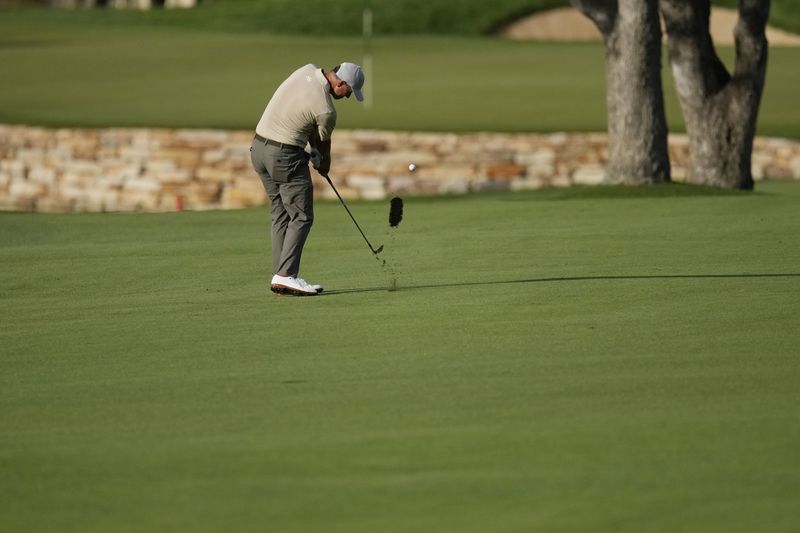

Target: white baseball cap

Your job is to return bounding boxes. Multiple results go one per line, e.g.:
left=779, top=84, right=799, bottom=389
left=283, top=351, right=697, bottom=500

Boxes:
left=336, top=62, right=365, bottom=102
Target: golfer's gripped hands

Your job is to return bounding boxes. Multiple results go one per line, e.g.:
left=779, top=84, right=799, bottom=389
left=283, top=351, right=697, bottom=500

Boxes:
left=317, top=156, right=331, bottom=176
left=314, top=154, right=331, bottom=176
left=309, top=148, right=331, bottom=175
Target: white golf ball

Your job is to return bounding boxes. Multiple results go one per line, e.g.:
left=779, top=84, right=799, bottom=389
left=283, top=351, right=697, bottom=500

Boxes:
left=408, top=163, right=417, bottom=172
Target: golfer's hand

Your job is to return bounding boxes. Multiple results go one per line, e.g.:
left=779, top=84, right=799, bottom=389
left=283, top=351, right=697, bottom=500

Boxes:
left=309, top=149, right=330, bottom=175
left=309, top=148, right=322, bottom=170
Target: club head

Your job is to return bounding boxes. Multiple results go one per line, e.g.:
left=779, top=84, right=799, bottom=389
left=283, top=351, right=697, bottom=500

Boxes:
left=373, top=244, right=384, bottom=255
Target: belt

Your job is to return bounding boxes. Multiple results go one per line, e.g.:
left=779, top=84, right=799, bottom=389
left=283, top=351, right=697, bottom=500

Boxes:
left=254, top=133, right=301, bottom=150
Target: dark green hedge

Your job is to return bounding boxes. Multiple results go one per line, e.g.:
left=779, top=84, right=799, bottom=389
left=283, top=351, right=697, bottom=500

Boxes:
left=3, top=0, right=798, bottom=36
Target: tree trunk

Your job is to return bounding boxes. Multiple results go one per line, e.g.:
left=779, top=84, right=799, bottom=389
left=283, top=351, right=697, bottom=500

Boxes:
left=660, top=0, right=770, bottom=190
left=572, top=0, right=671, bottom=184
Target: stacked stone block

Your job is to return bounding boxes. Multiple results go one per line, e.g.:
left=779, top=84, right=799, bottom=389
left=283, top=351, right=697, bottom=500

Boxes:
left=1, top=124, right=799, bottom=213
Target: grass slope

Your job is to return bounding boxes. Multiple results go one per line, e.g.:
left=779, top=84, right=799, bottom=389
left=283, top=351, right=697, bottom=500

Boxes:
left=1, top=18, right=799, bottom=137
left=2, top=182, right=799, bottom=532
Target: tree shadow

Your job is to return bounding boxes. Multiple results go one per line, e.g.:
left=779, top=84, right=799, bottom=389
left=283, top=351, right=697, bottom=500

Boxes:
left=321, top=273, right=800, bottom=296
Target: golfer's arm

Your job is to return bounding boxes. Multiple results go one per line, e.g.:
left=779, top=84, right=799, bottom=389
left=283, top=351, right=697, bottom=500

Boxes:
left=315, top=138, right=331, bottom=158
left=312, top=112, right=336, bottom=174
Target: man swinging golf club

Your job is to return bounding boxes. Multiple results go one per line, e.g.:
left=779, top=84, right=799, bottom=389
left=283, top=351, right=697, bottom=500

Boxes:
left=250, top=62, right=365, bottom=296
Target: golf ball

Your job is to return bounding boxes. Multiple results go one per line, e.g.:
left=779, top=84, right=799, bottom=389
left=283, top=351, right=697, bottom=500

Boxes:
left=408, top=163, right=417, bottom=172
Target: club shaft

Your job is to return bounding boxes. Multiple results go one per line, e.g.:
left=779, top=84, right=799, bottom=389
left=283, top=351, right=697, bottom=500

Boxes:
left=324, top=175, right=380, bottom=253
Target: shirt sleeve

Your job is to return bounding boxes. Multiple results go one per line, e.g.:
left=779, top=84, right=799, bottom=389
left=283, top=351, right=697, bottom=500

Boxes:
left=316, top=111, right=337, bottom=142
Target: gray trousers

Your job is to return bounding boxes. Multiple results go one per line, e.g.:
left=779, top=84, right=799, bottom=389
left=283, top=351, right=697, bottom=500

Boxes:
left=250, top=138, right=313, bottom=278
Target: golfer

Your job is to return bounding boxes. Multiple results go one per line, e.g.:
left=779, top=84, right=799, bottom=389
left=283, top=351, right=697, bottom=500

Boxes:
left=250, top=62, right=365, bottom=296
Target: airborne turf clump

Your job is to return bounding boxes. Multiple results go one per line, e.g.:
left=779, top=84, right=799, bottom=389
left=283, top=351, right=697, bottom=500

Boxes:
left=389, top=197, right=404, bottom=228
left=384, top=196, right=403, bottom=291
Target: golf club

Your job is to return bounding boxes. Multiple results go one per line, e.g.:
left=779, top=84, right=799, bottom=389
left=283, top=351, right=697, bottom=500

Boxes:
left=323, top=174, right=384, bottom=255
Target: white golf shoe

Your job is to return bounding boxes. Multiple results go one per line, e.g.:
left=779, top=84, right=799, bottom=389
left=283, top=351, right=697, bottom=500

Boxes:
left=270, top=275, right=323, bottom=296
left=308, top=282, right=323, bottom=293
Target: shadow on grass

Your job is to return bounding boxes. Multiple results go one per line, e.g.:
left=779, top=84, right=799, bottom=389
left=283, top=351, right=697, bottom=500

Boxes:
left=322, top=273, right=800, bottom=296
left=502, top=183, right=756, bottom=201
left=397, top=183, right=757, bottom=207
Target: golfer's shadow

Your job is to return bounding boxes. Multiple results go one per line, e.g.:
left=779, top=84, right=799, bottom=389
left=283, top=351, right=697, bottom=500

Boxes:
left=321, top=273, right=800, bottom=295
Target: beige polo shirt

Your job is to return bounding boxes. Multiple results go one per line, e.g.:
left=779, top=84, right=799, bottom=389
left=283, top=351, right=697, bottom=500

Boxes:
left=255, top=64, right=337, bottom=149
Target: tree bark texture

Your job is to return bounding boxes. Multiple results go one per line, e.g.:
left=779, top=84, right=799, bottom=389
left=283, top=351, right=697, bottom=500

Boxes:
left=572, top=0, right=671, bottom=184
left=660, top=0, right=770, bottom=189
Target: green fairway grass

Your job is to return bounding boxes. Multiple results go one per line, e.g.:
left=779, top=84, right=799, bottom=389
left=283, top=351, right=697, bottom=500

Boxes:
left=1, top=15, right=799, bottom=137
left=2, top=182, right=799, bottom=532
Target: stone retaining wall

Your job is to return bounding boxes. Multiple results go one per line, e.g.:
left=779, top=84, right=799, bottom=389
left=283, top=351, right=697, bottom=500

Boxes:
left=1, top=124, right=799, bottom=213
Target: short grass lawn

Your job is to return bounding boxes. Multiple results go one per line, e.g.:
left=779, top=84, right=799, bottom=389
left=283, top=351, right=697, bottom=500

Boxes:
left=2, top=181, right=799, bottom=532
left=0, top=14, right=799, bottom=137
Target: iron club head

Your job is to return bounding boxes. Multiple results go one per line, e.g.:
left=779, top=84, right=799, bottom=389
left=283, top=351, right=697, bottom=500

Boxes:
left=373, top=244, right=384, bottom=254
